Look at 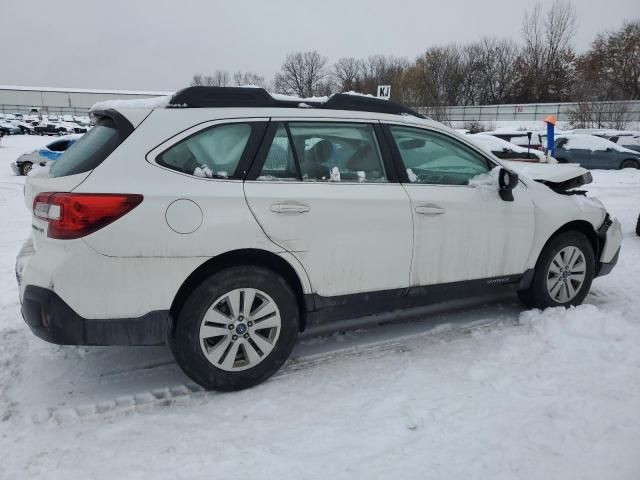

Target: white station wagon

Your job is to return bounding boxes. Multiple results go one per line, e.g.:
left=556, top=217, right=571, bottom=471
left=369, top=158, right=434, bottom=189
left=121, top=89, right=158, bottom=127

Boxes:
left=17, top=87, right=622, bottom=390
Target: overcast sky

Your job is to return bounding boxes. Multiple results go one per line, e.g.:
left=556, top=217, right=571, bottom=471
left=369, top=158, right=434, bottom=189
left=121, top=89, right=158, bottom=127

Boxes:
left=1, top=0, right=638, bottom=92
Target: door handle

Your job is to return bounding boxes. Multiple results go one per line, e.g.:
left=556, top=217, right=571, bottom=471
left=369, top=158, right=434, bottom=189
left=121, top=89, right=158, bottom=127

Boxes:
left=270, top=204, right=311, bottom=214
left=415, top=205, right=445, bottom=216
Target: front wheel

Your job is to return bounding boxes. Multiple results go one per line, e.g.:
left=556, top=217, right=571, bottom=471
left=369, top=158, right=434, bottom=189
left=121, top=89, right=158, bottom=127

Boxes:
left=518, top=231, right=595, bottom=309
left=170, top=266, right=300, bottom=391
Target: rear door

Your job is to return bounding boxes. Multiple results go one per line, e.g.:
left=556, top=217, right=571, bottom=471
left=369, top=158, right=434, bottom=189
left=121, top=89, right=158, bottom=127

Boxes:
left=244, top=119, right=413, bottom=297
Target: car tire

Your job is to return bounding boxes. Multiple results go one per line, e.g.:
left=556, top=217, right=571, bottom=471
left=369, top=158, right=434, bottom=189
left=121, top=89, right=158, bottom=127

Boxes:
left=620, top=159, right=639, bottom=169
left=636, top=213, right=640, bottom=237
left=518, top=231, right=595, bottom=309
left=19, top=162, right=33, bottom=176
left=170, top=266, right=300, bottom=391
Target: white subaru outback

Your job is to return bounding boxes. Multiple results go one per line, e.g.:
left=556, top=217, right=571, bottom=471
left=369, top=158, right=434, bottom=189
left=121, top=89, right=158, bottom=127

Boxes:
left=16, top=87, right=622, bottom=391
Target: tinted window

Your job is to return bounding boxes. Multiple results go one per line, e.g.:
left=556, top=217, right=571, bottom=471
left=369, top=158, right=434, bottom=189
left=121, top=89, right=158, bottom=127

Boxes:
left=257, top=122, right=387, bottom=183
left=50, top=118, right=122, bottom=177
left=158, top=123, right=252, bottom=179
left=390, top=126, right=490, bottom=185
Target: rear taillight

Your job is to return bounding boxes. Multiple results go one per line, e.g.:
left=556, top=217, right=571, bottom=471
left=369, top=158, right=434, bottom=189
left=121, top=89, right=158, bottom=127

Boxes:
left=33, top=192, right=143, bottom=239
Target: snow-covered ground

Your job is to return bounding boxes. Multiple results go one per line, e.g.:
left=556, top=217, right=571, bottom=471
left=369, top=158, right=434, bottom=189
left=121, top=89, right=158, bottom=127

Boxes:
left=0, top=135, right=639, bottom=479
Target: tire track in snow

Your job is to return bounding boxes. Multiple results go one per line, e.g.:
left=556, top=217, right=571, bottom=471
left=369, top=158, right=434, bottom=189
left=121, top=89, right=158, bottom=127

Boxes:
left=24, top=312, right=520, bottom=425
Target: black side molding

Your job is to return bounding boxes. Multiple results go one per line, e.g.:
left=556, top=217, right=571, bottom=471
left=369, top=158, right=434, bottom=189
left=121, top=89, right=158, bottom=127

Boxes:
left=304, top=274, right=524, bottom=326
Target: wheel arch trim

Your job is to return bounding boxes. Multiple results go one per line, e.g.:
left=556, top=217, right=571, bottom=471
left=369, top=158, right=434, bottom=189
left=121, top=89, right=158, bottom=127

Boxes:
left=169, top=248, right=312, bottom=333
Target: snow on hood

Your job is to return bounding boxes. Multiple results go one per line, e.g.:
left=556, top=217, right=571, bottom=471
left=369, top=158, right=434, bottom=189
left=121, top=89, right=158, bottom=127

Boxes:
left=502, top=160, right=590, bottom=185
left=90, top=95, right=173, bottom=112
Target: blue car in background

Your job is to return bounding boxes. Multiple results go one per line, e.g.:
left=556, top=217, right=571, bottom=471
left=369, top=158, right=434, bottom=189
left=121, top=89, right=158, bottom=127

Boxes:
left=10, top=135, right=82, bottom=175
left=553, top=134, right=640, bottom=170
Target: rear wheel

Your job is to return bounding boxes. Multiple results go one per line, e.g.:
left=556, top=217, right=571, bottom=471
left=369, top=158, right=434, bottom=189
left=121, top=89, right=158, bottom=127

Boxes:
left=170, top=266, right=300, bottom=391
left=620, top=159, right=639, bottom=169
left=518, top=231, right=595, bottom=309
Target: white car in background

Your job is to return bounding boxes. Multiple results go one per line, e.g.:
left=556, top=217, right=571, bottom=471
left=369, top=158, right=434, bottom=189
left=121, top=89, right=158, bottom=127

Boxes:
left=16, top=87, right=622, bottom=391
left=468, top=133, right=556, bottom=163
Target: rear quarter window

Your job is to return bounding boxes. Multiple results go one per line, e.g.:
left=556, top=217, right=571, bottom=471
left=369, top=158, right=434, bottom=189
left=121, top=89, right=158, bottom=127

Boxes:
left=50, top=118, right=124, bottom=177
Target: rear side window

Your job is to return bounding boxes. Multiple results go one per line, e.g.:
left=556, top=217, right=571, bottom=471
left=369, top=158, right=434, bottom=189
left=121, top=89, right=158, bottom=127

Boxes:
left=50, top=118, right=122, bottom=177
left=157, top=123, right=252, bottom=179
left=257, top=122, right=388, bottom=183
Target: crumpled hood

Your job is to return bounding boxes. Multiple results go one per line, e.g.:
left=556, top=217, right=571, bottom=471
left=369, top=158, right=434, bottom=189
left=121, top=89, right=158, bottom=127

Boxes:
left=502, top=160, right=592, bottom=193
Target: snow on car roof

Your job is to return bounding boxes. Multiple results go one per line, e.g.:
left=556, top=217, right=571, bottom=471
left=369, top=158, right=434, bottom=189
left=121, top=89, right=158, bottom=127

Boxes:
left=91, top=95, right=173, bottom=112
left=557, top=133, right=639, bottom=154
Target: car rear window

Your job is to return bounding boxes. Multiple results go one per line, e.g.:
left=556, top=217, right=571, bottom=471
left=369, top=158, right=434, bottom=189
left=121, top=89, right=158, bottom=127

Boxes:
left=50, top=118, right=123, bottom=177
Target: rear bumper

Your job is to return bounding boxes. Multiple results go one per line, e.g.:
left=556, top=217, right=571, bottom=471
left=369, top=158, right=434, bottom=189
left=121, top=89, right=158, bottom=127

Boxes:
left=21, top=285, right=168, bottom=346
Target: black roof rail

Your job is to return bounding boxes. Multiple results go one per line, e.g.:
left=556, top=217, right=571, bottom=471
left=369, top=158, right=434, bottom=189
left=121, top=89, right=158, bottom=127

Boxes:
left=169, top=86, right=427, bottom=119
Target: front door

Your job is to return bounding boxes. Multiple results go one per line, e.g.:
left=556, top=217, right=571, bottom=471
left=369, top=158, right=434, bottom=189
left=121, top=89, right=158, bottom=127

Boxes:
left=244, top=120, right=413, bottom=298
left=385, top=124, right=535, bottom=287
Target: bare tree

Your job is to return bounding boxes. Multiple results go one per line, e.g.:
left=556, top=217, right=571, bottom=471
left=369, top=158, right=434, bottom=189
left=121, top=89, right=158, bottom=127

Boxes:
left=333, top=57, right=363, bottom=92
left=516, top=0, right=577, bottom=102
left=360, top=55, right=409, bottom=99
left=274, top=51, right=328, bottom=97
left=569, top=101, right=631, bottom=129
left=190, top=71, right=229, bottom=87
left=233, top=71, right=266, bottom=88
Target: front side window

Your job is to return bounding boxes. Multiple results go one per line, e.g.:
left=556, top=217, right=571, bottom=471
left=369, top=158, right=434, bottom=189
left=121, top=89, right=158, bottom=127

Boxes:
left=257, top=122, right=388, bottom=183
left=158, top=123, right=252, bottom=179
left=389, top=126, right=490, bottom=186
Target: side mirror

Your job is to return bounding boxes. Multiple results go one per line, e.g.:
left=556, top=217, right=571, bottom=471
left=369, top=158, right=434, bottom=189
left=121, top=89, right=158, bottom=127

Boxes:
left=498, top=168, right=518, bottom=202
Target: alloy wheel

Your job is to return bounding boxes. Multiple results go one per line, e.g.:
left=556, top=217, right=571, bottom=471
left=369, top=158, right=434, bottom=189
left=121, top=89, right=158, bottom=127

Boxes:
left=199, top=288, right=281, bottom=371
left=546, top=246, right=586, bottom=303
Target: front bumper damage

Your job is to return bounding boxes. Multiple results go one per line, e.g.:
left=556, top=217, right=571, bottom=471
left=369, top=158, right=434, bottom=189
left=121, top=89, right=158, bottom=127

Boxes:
left=595, top=214, right=622, bottom=277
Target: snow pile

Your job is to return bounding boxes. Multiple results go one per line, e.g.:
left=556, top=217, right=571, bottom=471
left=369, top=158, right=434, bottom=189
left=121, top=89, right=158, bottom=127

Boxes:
left=91, top=95, right=173, bottom=112
left=468, top=166, right=501, bottom=191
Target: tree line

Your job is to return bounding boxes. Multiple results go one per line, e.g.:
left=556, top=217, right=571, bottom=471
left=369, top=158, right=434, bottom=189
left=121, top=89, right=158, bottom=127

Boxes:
left=190, top=0, right=639, bottom=113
